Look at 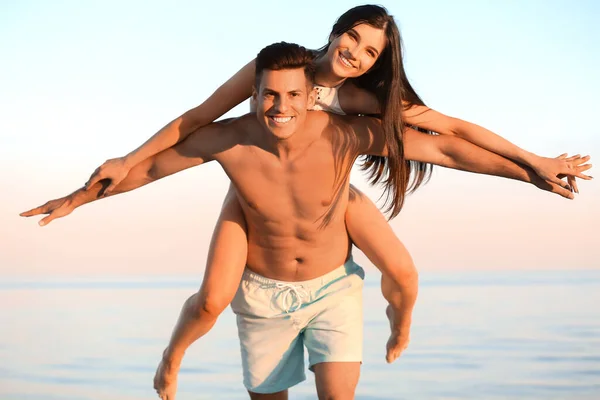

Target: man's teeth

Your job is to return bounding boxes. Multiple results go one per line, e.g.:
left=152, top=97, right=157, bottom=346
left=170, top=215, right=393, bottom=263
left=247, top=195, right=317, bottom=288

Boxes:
left=272, top=116, right=292, bottom=123
left=340, top=54, right=353, bottom=68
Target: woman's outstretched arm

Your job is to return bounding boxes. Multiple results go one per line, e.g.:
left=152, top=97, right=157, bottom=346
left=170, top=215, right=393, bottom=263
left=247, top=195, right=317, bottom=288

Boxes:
left=351, top=117, right=591, bottom=199
left=85, top=60, right=256, bottom=192
left=339, top=82, right=584, bottom=191
left=402, top=103, right=581, bottom=189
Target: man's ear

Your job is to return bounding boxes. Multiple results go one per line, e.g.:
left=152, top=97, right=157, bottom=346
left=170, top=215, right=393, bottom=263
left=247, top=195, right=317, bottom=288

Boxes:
left=251, top=85, right=258, bottom=100
left=307, top=85, right=317, bottom=109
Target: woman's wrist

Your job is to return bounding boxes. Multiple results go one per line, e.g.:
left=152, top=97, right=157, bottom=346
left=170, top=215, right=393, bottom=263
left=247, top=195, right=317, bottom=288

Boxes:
left=122, top=153, right=138, bottom=170
left=518, top=150, right=540, bottom=168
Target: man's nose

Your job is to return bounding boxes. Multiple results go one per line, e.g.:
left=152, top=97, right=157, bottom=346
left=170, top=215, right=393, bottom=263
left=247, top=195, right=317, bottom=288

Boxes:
left=275, top=96, right=290, bottom=113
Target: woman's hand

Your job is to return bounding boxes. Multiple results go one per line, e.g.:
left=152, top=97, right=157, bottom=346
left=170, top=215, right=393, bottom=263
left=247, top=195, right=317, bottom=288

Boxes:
left=85, top=157, right=131, bottom=195
left=532, top=154, right=592, bottom=193
left=531, top=154, right=592, bottom=197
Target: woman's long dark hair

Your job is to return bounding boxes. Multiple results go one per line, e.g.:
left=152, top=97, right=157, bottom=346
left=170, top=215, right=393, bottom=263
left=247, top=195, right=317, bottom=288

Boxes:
left=319, top=5, right=433, bottom=218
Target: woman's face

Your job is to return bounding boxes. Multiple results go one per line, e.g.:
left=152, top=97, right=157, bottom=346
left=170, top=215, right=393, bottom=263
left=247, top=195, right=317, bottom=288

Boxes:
left=326, top=23, right=387, bottom=79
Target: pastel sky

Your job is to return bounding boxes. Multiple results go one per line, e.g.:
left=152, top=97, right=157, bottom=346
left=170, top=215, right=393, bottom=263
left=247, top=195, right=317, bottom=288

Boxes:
left=1, top=0, right=598, bottom=277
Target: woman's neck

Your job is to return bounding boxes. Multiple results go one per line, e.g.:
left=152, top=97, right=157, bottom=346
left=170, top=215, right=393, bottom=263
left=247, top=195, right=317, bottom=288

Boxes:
left=313, top=53, right=347, bottom=88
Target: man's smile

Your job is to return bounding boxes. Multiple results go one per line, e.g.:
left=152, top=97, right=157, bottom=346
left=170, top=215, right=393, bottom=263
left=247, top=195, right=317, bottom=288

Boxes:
left=268, top=116, right=294, bottom=124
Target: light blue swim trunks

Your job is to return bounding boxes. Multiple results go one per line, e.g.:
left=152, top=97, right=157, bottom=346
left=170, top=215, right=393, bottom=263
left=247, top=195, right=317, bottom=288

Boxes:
left=230, top=257, right=365, bottom=394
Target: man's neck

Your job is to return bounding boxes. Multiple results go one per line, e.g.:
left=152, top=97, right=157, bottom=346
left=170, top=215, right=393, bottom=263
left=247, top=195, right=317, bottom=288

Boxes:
left=258, top=120, right=316, bottom=161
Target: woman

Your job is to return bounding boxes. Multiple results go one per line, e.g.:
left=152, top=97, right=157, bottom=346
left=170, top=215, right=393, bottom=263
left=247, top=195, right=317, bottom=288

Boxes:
left=76, top=5, right=586, bottom=398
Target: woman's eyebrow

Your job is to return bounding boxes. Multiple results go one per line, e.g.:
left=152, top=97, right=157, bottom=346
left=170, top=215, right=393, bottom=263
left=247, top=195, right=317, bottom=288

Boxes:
left=349, top=28, right=380, bottom=56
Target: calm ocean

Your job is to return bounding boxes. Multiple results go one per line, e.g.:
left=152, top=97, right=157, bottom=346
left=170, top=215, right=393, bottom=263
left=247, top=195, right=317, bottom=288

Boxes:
left=1, top=270, right=599, bottom=400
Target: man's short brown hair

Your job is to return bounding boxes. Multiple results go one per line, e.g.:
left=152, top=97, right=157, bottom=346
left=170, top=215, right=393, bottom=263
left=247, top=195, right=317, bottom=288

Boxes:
left=255, top=42, right=316, bottom=88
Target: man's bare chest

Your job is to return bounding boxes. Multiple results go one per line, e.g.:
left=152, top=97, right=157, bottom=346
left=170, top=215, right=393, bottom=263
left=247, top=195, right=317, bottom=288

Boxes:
left=221, top=147, right=352, bottom=223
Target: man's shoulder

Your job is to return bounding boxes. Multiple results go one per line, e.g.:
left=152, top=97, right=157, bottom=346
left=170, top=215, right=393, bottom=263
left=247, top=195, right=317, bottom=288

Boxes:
left=308, top=111, right=378, bottom=132
left=306, top=110, right=329, bottom=121
left=207, top=113, right=256, bottom=143
left=214, top=113, right=256, bottom=131
left=184, top=114, right=257, bottom=159
left=306, top=110, right=347, bottom=128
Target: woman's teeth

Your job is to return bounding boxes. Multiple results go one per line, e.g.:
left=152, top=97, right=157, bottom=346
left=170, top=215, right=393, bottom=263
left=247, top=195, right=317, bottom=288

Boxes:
left=339, top=53, right=353, bottom=68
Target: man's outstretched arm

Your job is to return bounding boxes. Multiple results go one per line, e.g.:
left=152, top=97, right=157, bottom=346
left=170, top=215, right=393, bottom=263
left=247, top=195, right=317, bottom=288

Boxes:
left=401, top=128, right=591, bottom=199
left=20, top=122, right=236, bottom=226
left=352, top=116, right=591, bottom=199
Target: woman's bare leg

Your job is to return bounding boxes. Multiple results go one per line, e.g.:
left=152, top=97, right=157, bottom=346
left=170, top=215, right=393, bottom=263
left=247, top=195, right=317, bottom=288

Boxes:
left=345, top=185, right=418, bottom=363
left=154, top=183, right=248, bottom=400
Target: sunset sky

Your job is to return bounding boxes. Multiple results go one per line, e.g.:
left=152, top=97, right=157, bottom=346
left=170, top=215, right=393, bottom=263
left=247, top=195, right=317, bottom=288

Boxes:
left=1, top=0, right=598, bottom=277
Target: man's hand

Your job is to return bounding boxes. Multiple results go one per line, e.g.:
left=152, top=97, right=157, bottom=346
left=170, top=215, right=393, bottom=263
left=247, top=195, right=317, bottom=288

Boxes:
left=85, top=157, right=131, bottom=196
left=20, top=190, right=82, bottom=226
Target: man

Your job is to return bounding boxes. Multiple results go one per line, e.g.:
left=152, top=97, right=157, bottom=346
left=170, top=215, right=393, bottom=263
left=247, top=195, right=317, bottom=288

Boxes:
left=21, top=42, right=589, bottom=399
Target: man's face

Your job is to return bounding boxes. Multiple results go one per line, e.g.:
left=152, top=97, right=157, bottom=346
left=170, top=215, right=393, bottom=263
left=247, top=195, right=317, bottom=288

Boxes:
left=254, top=68, right=316, bottom=141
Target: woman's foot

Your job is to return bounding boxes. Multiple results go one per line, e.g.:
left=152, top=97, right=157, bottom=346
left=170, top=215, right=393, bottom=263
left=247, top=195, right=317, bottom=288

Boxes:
left=385, top=305, right=410, bottom=363
left=153, top=355, right=180, bottom=400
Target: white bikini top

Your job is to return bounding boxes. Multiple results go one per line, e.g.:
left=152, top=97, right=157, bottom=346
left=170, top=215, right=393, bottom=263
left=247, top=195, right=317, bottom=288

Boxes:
left=311, top=84, right=345, bottom=115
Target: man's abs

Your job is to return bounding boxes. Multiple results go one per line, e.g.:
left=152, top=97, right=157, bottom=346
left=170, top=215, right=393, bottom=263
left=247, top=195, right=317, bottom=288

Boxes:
left=245, top=221, right=352, bottom=282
